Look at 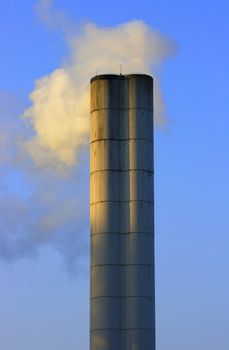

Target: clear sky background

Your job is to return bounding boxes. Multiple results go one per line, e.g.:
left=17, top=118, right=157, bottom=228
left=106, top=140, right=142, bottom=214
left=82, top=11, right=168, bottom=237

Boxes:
left=0, top=1, right=229, bottom=349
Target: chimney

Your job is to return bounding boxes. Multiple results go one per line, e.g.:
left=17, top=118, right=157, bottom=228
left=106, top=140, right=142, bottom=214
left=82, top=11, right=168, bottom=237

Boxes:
left=90, top=74, right=155, bottom=350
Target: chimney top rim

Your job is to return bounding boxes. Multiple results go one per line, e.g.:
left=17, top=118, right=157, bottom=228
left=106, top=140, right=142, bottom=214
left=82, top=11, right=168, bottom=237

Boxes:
left=90, top=73, right=153, bottom=83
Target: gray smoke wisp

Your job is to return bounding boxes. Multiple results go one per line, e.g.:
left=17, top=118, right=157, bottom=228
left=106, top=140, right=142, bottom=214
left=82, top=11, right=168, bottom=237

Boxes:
left=0, top=0, right=175, bottom=270
left=0, top=93, right=89, bottom=273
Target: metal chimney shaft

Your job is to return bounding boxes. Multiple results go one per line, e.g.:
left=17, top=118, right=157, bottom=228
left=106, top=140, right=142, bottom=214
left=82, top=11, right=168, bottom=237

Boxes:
left=90, top=74, right=155, bottom=350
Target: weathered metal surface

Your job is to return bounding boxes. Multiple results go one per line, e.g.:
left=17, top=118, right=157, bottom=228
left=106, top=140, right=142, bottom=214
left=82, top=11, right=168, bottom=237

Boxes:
left=91, top=202, right=154, bottom=234
left=91, top=297, right=154, bottom=329
left=90, top=74, right=155, bottom=350
left=91, top=233, right=154, bottom=265
left=90, top=140, right=153, bottom=172
left=90, top=109, right=153, bottom=142
left=91, top=329, right=154, bottom=350
left=91, top=265, right=154, bottom=297
left=90, top=170, right=153, bottom=203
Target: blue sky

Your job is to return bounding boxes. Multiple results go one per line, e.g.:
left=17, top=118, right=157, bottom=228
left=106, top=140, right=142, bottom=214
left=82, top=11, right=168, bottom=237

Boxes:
left=0, top=1, right=229, bottom=349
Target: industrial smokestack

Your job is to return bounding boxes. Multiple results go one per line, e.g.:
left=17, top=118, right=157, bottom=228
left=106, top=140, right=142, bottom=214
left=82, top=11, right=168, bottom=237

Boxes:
left=90, top=74, right=155, bottom=350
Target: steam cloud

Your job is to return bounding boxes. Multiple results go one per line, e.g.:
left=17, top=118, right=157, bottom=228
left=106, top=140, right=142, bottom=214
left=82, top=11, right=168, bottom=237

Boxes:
left=23, top=2, right=174, bottom=168
left=0, top=0, right=174, bottom=269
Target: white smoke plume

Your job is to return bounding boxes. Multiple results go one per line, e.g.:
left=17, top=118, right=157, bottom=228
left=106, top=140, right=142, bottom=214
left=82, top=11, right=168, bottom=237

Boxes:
left=0, top=1, right=174, bottom=269
left=23, top=2, right=175, bottom=169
